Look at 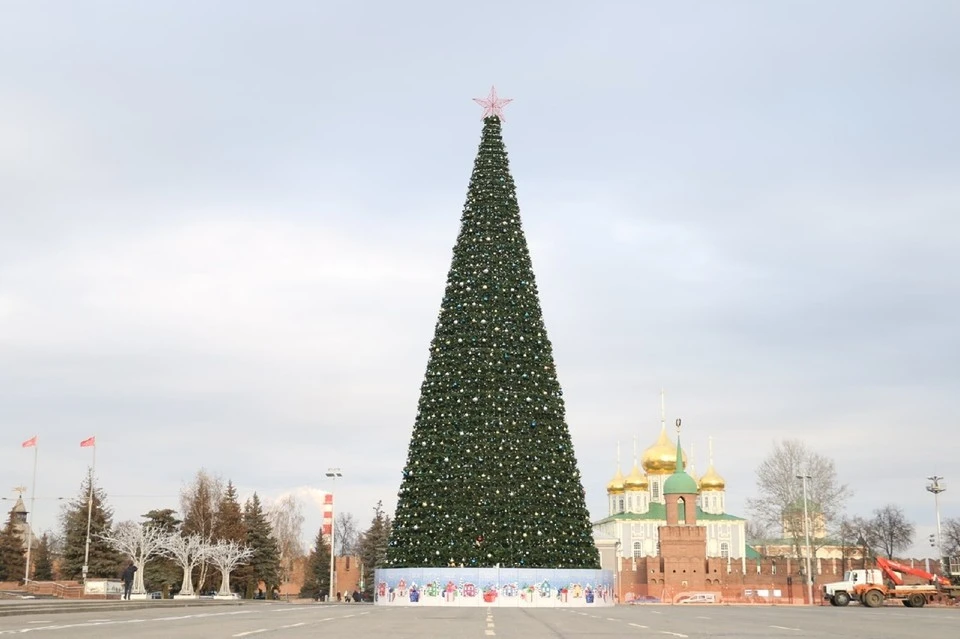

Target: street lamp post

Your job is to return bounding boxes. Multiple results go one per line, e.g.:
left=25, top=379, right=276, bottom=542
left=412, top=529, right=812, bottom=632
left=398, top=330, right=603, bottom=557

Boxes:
left=325, top=468, right=342, bottom=602
left=926, top=476, right=945, bottom=561
left=797, top=473, right=814, bottom=605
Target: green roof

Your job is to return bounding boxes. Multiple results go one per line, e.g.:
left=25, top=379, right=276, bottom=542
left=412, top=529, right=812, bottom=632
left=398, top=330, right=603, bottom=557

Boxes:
left=745, top=544, right=763, bottom=560
left=593, top=502, right=745, bottom=525
left=664, top=472, right=698, bottom=495
left=663, top=433, right=698, bottom=495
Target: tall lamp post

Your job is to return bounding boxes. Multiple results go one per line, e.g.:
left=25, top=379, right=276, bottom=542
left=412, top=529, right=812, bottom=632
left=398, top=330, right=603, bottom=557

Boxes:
left=926, top=476, right=945, bottom=561
left=797, top=473, right=814, bottom=605
left=325, top=468, right=342, bottom=601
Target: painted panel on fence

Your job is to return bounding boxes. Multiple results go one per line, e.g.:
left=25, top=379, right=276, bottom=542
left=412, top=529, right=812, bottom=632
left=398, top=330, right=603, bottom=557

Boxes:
left=374, top=568, right=614, bottom=607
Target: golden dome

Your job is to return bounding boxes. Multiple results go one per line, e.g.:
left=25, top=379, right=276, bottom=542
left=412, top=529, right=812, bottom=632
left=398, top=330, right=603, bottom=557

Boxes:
left=699, top=463, right=726, bottom=491
left=641, top=426, right=687, bottom=474
left=606, top=467, right=625, bottom=494
left=623, top=463, right=649, bottom=491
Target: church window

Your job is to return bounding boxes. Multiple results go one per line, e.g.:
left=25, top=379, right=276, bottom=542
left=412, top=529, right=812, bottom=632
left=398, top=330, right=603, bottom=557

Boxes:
left=633, top=542, right=642, bottom=559
left=652, top=481, right=659, bottom=500
left=618, top=498, right=624, bottom=512
left=720, top=542, right=730, bottom=559
left=627, top=496, right=633, bottom=511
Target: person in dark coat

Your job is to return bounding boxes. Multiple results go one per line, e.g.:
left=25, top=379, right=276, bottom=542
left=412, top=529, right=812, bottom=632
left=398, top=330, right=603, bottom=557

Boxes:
left=121, top=561, right=137, bottom=600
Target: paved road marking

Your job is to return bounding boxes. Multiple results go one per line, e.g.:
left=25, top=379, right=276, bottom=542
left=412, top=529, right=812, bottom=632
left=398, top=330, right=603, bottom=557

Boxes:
left=650, top=610, right=663, bottom=614
left=280, top=622, right=306, bottom=629
left=629, top=622, right=649, bottom=629
left=770, top=625, right=802, bottom=631
left=696, top=616, right=711, bottom=619
left=0, top=610, right=253, bottom=634
left=232, top=629, right=268, bottom=638
left=658, top=633, right=688, bottom=638
left=607, top=617, right=618, bottom=621
left=27, top=621, right=53, bottom=624
left=486, top=607, right=495, bottom=635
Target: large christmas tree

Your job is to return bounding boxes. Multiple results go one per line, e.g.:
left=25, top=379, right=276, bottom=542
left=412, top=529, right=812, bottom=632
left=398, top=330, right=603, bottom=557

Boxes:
left=387, top=90, right=599, bottom=569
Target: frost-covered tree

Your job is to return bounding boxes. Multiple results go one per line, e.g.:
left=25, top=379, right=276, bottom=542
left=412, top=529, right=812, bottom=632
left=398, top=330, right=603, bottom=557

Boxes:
left=206, top=540, right=254, bottom=596
left=100, top=521, right=166, bottom=594
left=160, top=533, right=207, bottom=597
left=180, top=470, right=223, bottom=592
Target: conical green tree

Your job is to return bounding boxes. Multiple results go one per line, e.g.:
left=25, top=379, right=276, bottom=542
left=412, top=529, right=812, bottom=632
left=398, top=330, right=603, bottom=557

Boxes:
left=240, top=493, right=280, bottom=598
left=59, top=473, right=123, bottom=579
left=213, top=481, right=246, bottom=544
left=387, top=112, right=599, bottom=569
left=0, top=508, right=26, bottom=581
left=33, top=533, right=54, bottom=581
left=358, top=500, right=391, bottom=598
left=299, top=526, right=331, bottom=599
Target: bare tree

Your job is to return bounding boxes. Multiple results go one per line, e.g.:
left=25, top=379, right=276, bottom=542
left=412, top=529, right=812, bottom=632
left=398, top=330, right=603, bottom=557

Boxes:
left=206, top=540, right=254, bottom=596
left=942, top=517, right=960, bottom=558
left=180, top=470, right=223, bottom=591
left=869, top=505, right=915, bottom=559
left=267, top=495, right=305, bottom=586
left=747, top=439, right=851, bottom=559
left=846, top=515, right=880, bottom=564
left=335, top=512, right=359, bottom=556
left=99, top=521, right=166, bottom=595
left=744, top=520, right=771, bottom=542
left=833, top=516, right=862, bottom=571
left=160, top=533, right=207, bottom=597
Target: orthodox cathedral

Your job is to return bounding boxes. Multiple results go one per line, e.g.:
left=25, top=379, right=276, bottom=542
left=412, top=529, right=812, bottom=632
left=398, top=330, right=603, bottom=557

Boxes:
left=592, top=399, right=748, bottom=561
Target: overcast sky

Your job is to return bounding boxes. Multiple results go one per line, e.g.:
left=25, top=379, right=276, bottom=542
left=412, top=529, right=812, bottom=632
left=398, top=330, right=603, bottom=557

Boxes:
left=2, top=2, right=958, bottom=558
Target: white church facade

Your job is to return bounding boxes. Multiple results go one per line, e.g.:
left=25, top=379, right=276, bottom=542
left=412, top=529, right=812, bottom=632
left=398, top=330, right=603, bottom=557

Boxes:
left=591, top=401, right=749, bottom=561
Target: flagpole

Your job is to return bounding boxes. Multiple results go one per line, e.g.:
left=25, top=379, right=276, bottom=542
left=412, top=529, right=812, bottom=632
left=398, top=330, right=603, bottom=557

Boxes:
left=82, top=438, right=96, bottom=583
left=24, top=441, right=38, bottom=582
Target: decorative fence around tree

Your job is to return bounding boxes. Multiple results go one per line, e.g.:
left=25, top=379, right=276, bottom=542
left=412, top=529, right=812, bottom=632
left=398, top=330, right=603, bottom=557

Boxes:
left=374, top=567, right=614, bottom=607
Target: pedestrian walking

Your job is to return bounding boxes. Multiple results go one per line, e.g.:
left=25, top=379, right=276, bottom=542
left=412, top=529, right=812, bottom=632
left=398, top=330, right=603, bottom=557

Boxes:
left=121, top=561, right=137, bottom=600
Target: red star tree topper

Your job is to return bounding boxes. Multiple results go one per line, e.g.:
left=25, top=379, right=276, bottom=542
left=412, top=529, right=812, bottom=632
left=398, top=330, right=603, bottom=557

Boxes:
left=473, top=86, right=512, bottom=121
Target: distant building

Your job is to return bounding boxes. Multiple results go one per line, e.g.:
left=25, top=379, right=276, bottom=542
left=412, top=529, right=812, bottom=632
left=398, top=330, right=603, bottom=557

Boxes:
left=591, top=402, right=815, bottom=603
left=592, top=409, right=747, bottom=561
left=9, top=497, right=38, bottom=553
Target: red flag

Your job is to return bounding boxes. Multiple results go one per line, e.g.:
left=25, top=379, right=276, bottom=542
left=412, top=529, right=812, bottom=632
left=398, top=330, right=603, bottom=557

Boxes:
left=80, top=436, right=96, bottom=448
left=22, top=436, right=37, bottom=448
